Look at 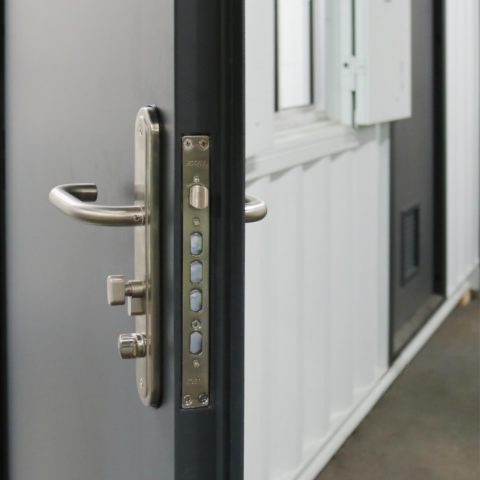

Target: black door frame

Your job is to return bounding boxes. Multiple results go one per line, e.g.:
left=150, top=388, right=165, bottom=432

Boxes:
left=389, top=0, right=447, bottom=363
left=432, top=0, right=447, bottom=297
left=1, top=0, right=8, bottom=476
left=174, top=0, right=245, bottom=478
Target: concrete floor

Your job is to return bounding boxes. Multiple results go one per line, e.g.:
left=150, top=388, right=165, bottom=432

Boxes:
left=317, top=296, right=480, bottom=480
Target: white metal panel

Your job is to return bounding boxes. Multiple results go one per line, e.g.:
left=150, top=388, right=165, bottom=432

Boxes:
left=268, top=167, right=304, bottom=477
left=300, top=158, right=331, bottom=442
left=245, top=176, right=272, bottom=480
left=445, top=0, right=480, bottom=295
left=245, top=126, right=390, bottom=480
left=355, top=0, right=412, bottom=125
left=245, top=0, right=275, bottom=157
left=329, top=152, right=354, bottom=411
left=352, top=131, right=382, bottom=388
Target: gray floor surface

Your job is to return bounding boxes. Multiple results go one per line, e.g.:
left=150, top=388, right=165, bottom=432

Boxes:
left=317, top=296, right=480, bottom=480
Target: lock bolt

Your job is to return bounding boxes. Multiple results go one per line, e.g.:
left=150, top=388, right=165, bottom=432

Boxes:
left=189, top=184, right=209, bottom=210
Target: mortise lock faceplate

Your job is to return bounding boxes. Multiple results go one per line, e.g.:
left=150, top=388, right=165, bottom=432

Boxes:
left=182, top=136, right=210, bottom=409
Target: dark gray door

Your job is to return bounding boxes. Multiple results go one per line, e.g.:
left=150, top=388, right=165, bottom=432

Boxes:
left=5, top=0, right=245, bottom=479
left=6, top=1, right=176, bottom=479
left=390, top=0, right=445, bottom=356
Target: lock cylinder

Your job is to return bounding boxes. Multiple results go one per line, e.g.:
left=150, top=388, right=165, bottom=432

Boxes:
left=118, top=333, right=147, bottom=359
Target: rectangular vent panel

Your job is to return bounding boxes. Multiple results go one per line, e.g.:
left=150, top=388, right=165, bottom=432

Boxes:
left=401, top=205, right=420, bottom=285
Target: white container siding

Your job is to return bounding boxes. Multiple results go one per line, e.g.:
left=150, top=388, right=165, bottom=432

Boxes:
left=446, top=0, right=480, bottom=295
left=245, top=126, right=390, bottom=480
left=244, top=1, right=479, bottom=479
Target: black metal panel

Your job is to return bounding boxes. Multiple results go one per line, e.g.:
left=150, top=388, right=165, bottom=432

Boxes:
left=401, top=205, right=420, bottom=286
left=433, top=0, right=447, bottom=295
left=1, top=0, right=7, bottom=476
left=174, top=0, right=245, bottom=478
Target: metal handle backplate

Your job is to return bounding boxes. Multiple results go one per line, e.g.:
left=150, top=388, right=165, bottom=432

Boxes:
left=49, top=106, right=162, bottom=408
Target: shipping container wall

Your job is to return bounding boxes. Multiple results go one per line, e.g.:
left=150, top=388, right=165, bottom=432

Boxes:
left=244, top=1, right=479, bottom=479
left=445, top=0, right=480, bottom=295
left=245, top=125, right=390, bottom=480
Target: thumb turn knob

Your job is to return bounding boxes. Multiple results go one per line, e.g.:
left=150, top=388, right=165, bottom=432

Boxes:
left=107, top=275, right=146, bottom=306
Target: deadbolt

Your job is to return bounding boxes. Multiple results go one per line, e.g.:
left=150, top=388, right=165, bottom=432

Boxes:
left=189, top=184, right=209, bottom=209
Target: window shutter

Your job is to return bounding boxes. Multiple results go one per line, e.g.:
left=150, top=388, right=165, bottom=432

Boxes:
left=329, top=0, right=412, bottom=126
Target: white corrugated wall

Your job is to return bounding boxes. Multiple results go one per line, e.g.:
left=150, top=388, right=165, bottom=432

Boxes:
left=245, top=126, right=390, bottom=480
left=244, top=1, right=479, bottom=479
left=446, top=0, right=480, bottom=295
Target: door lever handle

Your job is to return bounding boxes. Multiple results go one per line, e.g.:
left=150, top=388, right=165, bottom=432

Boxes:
left=49, top=183, right=145, bottom=226
left=245, top=194, right=267, bottom=223
left=51, top=185, right=266, bottom=225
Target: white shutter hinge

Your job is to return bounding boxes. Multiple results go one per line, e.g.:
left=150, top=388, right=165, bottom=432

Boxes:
left=342, top=56, right=365, bottom=92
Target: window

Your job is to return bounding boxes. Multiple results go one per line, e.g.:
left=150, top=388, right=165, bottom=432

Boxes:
left=274, top=0, right=327, bottom=128
left=275, top=0, right=313, bottom=110
left=245, top=0, right=413, bottom=160
left=245, top=0, right=341, bottom=157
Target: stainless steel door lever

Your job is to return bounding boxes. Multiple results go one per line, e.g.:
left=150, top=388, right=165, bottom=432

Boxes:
left=49, top=106, right=161, bottom=408
left=49, top=183, right=145, bottom=226
left=245, top=194, right=267, bottom=223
